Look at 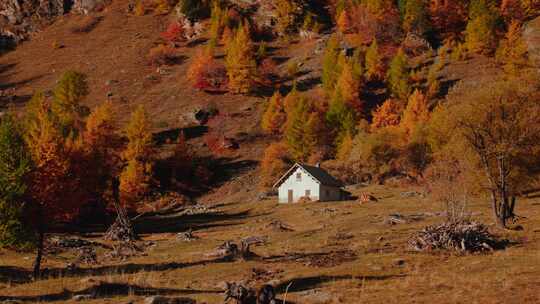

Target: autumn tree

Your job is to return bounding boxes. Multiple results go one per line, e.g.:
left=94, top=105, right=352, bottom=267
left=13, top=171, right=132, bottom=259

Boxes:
left=402, top=0, right=431, bottom=36
left=427, top=0, right=468, bottom=40
left=364, top=39, right=385, bottom=81
left=465, top=0, right=499, bottom=53
left=335, top=58, right=363, bottom=113
left=326, top=91, right=357, bottom=146
left=119, top=106, right=155, bottom=209
left=262, top=92, right=287, bottom=135
left=371, top=98, right=403, bottom=130
left=274, top=0, right=301, bottom=37
left=496, top=20, right=529, bottom=75
left=225, top=24, right=256, bottom=94
left=285, top=96, right=324, bottom=161
left=322, top=34, right=342, bottom=94
left=24, top=92, right=86, bottom=278
left=0, top=115, right=34, bottom=249
left=52, top=70, right=89, bottom=136
left=428, top=78, right=540, bottom=228
left=337, top=9, right=352, bottom=33
left=259, top=142, right=292, bottom=188
left=400, top=89, right=430, bottom=137
left=386, top=49, right=410, bottom=100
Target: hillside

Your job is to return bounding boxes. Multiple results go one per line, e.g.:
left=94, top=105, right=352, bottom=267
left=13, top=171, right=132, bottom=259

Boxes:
left=2, top=0, right=540, bottom=303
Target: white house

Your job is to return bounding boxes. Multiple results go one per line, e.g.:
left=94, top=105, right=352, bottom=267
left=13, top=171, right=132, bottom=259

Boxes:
left=273, top=163, right=344, bottom=203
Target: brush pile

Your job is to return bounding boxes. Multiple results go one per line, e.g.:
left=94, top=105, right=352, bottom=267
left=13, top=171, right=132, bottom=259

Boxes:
left=408, top=221, right=503, bottom=253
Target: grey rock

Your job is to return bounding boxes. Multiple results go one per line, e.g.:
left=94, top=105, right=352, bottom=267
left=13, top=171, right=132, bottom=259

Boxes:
left=144, top=296, right=196, bottom=304
left=72, top=294, right=93, bottom=301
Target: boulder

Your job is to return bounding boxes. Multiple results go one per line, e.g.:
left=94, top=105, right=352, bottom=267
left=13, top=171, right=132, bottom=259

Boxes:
left=523, top=16, right=540, bottom=67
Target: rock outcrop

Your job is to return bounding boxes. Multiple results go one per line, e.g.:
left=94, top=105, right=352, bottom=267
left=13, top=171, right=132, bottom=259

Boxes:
left=524, top=16, right=540, bottom=67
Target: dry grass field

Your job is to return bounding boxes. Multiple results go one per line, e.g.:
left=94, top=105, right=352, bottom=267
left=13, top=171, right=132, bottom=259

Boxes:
left=2, top=184, right=540, bottom=304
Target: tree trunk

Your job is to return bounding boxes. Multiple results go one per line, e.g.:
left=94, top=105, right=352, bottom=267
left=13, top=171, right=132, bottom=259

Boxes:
left=33, top=224, right=44, bottom=280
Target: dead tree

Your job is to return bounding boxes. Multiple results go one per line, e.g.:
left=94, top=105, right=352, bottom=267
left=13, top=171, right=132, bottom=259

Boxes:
left=104, top=177, right=137, bottom=241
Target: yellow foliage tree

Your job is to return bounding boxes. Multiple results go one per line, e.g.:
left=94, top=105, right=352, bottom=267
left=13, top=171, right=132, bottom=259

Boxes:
left=496, top=20, right=529, bottom=75
left=119, top=105, right=155, bottom=207
left=401, top=89, right=430, bottom=137
left=225, top=25, right=256, bottom=94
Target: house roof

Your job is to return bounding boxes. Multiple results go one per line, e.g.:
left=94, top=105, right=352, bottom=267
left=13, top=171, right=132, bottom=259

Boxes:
left=273, top=163, right=344, bottom=188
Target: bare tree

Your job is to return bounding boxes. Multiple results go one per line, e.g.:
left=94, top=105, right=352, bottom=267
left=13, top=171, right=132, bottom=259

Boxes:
left=439, top=79, right=540, bottom=228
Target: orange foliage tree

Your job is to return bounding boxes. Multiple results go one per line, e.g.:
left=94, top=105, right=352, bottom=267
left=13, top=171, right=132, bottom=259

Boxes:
left=24, top=92, right=87, bottom=278
left=259, top=142, right=292, bottom=188
left=371, top=98, right=403, bottom=130
left=261, top=92, right=287, bottom=135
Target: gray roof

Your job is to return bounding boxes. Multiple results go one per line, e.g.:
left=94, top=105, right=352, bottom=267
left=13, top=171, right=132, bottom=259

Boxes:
left=273, top=163, right=344, bottom=188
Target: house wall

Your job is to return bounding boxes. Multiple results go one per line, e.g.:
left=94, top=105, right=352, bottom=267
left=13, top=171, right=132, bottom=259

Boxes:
left=319, top=185, right=342, bottom=202
left=278, top=167, right=320, bottom=203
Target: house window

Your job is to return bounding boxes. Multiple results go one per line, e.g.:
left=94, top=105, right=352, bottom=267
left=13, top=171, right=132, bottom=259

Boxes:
left=296, top=172, right=302, bottom=181
left=305, top=190, right=311, bottom=197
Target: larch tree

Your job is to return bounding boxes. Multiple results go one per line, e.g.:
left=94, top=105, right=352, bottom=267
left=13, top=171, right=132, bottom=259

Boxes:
left=0, top=114, right=34, bottom=250
left=262, top=92, right=287, bottom=135
left=322, top=34, right=342, bottom=94
left=335, top=58, right=363, bottom=114
left=24, top=92, right=86, bottom=278
left=285, top=96, right=323, bottom=161
left=365, top=39, right=385, bottom=82
left=402, top=0, right=431, bottom=36
left=259, top=142, right=292, bottom=188
left=496, top=20, right=529, bottom=75
left=225, top=24, right=256, bottom=94
left=465, top=0, right=499, bottom=53
left=274, top=0, right=300, bottom=37
left=51, top=71, right=89, bottom=136
left=387, top=49, right=410, bottom=100
left=371, top=98, right=403, bottom=130
left=400, top=89, right=430, bottom=137
left=119, top=105, right=155, bottom=210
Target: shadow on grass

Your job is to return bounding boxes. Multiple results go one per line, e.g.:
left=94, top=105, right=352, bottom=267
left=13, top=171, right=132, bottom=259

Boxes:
left=0, top=257, right=231, bottom=285
left=274, top=274, right=407, bottom=293
left=0, top=281, right=220, bottom=302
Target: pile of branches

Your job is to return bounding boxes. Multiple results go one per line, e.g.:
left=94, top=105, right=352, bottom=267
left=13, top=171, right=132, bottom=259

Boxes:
left=105, top=241, right=143, bottom=261
left=103, top=218, right=137, bottom=242
left=408, top=221, right=506, bottom=253
left=75, top=247, right=98, bottom=265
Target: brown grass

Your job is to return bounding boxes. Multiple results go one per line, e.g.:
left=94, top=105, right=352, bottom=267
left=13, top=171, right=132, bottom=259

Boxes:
left=70, top=16, right=102, bottom=34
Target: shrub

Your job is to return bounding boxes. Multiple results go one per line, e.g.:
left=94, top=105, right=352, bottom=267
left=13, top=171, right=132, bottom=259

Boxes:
left=161, top=21, right=185, bottom=43
left=147, top=44, right=176, bottom=66
left=187, top=49, right=227, bottom=91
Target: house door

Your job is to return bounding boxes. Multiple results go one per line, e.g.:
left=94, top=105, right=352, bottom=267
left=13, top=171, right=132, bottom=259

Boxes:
left=288, top=190, right=293, bottom=203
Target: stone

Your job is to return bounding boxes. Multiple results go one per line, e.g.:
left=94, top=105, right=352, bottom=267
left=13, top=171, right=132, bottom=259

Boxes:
left=73, top=294, right=93, bottom=301
left=524, top=16, right=540, bottom=67
left=144, top=296, right=196, bottom=304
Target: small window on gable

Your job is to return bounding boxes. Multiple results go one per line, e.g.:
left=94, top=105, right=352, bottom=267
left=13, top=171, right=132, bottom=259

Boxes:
left=296, top=172, right=302, bottom=181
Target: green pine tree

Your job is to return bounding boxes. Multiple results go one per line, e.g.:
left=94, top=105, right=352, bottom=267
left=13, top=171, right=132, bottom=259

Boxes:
left=365, top=39, right=384, bottom=81
left=387, top=49, right=410, bottom=100
left=0, top=114, right=35, bottom=249
left=322, top=34, right=342, bottom=95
